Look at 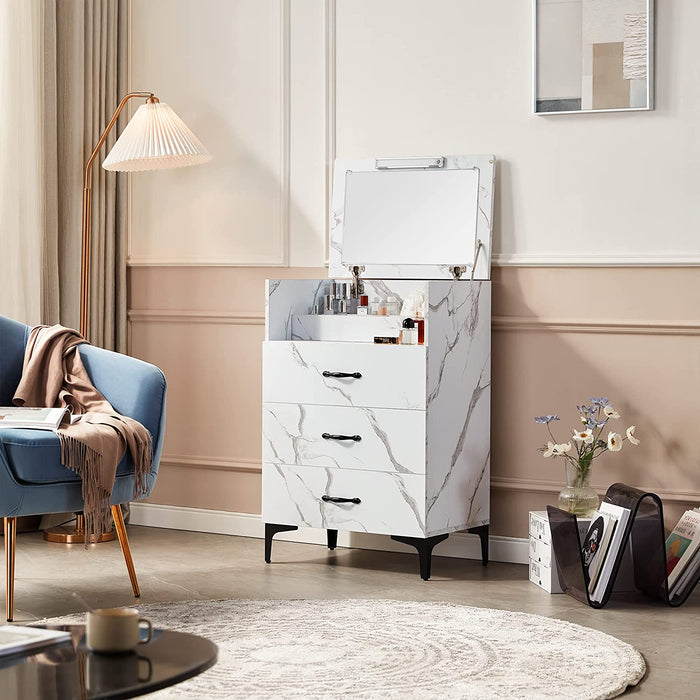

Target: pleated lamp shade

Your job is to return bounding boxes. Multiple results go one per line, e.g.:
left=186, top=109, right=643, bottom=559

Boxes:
left=102, top=101, right=211, bottom=172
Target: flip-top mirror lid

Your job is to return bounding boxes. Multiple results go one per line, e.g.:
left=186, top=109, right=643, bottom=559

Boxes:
left=328, top=155, right=495, bottom=281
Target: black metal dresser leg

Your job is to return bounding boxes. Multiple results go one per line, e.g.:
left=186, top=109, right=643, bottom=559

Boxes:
left=467, top=524, right=489, bottom=565
left=391, top=533, right=449, bottom=580
left=327, top=529, right=338, bottom=550
left=264, top=523, right=298, bottom=563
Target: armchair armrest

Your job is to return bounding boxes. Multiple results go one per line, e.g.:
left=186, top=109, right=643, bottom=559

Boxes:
left=80, top=345, right=167, bottom=467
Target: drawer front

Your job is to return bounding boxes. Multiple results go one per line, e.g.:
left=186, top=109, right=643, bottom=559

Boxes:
left=262, top=463, right=426, bottom=538
left=529, top=559, right=563, bottom=594
left=263, top=403, right=426, bottom=474
left=529, top=536, right=552, bottom=568
left=263, top=341, right=426, bottom=409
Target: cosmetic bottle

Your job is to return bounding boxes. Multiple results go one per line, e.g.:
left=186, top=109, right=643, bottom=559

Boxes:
left=343, top=283, right=357, bottom=314
left=386, top=296, right=400, bottom=315
left=357, top=295, right=369, bottom=315
left=400, top=318, right=418, bottom=345
left=413, top=310, right=425, bottom=344
left=324, top=294, right=335, bottom=315
left=370, top=297, right=380, bottom=315
left=339, top=299, right=347, bottom=315
left=377, top=300, right=387, bottom=316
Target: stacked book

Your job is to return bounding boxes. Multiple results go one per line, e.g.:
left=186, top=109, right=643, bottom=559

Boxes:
left=665, top=508, right=700, bottom=603
left=580, top=502, right=632, bottom=603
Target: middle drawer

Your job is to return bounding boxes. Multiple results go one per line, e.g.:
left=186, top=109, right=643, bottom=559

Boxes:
left=263, top=402, right=426, bottom=474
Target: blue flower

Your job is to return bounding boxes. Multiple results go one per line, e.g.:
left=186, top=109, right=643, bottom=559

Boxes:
left=596, top=418, right=609, bottom=427
left=535, top=415, right=560, bottom=424
left=590, top=397, right=610, bottom=407
left=585, top=418, right=597, bottom=429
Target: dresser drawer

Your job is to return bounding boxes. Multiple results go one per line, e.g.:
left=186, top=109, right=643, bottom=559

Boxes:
left=263, top=341, right=426, bottom=409
left=262, top=463, right=426, bottom=538
left=263, top=403, right=426, bottom=474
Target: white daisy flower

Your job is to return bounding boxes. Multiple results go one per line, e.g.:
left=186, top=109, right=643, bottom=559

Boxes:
left=543, top=441, right=555, bottom=458
left=607, top=431, right=623, bottom=452
left=603, top=405, right=620, bottom=419
left=626, top=425, right=640, bottom=445
left=552, top=442, right=573, bottom=455
left=572, top=429, right=594, bottom=444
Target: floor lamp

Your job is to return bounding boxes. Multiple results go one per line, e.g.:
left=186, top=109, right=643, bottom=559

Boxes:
left=44, top=92, right=211, bottom=545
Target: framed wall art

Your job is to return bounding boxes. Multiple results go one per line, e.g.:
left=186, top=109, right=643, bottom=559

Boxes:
left=533, top=0, right=654, bottom=114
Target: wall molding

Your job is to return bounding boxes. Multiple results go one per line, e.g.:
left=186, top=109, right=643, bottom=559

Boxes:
left=492, top=476, right=700, bottom=505
left=160, top=454, right=260, bottom=474
left=493, top=316, right=700, bottom=336
left=126, top=0, right=291, bottom=268
left=128, top=310, right=264, bottom=325
left=323, top=0, right=336, bottom=267
left=493, top=253, right=700, bottom=267
left=128, top=309, right=699, bottom=336
left=128, top=502, right=529, bottom=565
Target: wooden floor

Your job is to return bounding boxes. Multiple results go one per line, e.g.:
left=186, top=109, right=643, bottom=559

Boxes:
left=8, top=525, right=700, bottom=698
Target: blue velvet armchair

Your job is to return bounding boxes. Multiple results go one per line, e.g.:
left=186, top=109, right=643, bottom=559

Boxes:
left=0, top=315, right=166, bottom=621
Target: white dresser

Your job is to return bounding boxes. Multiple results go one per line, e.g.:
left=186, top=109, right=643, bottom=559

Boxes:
left=262, top=155, right=495, bottom=579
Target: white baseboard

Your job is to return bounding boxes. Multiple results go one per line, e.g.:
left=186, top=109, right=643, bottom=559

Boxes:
left=128, top=502, right=529, bottom=565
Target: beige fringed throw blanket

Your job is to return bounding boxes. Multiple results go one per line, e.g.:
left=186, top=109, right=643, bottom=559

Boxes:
left=13, top=325, right=152, bottom=542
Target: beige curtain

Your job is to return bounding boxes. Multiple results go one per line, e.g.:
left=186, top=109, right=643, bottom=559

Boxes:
left=0, top=1, right=127, bottom=350
left=54, top=0, right=128, bottom=351
left=0, top=1, right=53, bottom=326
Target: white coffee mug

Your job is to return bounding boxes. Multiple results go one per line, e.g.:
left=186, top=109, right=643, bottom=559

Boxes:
left=86, top=608, right=153, bottom=653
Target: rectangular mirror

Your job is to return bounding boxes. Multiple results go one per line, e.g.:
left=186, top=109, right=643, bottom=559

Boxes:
left=341, top=169, right=479, bottom=266
left=533, top=0, right=654, bottom=114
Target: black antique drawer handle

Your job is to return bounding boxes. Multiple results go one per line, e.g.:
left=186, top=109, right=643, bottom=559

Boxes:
left=322, top=371, right=362, bottom=379
left=322, top=495, right=361, bottom=505
left=322, top=433, right=361, bottom=442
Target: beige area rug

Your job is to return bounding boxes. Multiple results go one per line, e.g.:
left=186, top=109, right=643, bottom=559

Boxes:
left=47, top=599, right=645, bottom=699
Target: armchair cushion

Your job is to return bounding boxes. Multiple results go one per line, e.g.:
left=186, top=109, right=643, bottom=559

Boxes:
left=1, top=429, right=134, bottom=485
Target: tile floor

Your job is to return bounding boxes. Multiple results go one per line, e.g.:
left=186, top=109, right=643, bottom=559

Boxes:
left=8, top=525, right=700, bottom=698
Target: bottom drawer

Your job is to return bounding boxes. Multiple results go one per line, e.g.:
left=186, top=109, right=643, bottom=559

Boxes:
left=262, top=463, right=426, bottom=538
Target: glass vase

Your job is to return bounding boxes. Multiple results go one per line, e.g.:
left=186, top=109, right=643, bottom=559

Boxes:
left=558, top=462, right=599, bottom=517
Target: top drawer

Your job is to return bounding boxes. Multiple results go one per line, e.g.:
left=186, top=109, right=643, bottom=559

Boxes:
left=263, top=341, right=426, bottom=409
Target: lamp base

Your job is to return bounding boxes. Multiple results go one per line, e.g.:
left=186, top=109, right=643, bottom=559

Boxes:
left=43, top=513, right=117, bottom=544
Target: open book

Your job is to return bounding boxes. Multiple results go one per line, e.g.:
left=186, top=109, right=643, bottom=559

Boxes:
left=0, top=625, right=72, bottom=657
left=0, top=407, right=73, bottom=431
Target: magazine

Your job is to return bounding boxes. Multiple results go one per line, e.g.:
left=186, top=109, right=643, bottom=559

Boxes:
left=0, top=626, right=71, bottom=657
left=666, top=509, right=700, bottom=589
left=590, top=502, right=631, bottom=603
left=670, top=548, right=700, bottom=601
left=581, top=512, right=617, bottom=593
left=0, top=407, right=71, bottom=431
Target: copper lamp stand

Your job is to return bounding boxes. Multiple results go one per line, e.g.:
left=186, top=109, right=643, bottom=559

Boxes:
left=44, top=513, right=117, bottom=544
left=43, top=92, right=154, bottom=546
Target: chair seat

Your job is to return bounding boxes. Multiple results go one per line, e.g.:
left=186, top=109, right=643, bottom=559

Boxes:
left=0, top=429, right=134, bottom=485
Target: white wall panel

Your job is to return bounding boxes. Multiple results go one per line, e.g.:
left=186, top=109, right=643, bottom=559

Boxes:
left=334, top=0, right=700, bottom=265
left=129, top=0, right=288, bottom=265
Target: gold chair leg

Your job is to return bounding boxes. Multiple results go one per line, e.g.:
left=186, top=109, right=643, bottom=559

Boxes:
left=5, top=517, right=16, bottom=622
left=111, top=505, right=140, bottom=598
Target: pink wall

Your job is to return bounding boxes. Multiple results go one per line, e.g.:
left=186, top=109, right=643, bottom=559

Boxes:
left=128, top=264, right=700, bottom=537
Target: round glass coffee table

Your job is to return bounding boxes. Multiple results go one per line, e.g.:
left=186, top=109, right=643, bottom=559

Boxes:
left=0, top=624, right=217, bottom=699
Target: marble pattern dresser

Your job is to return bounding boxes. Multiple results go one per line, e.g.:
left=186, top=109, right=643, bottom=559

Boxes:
left=262, top=155, right=494, bottom=579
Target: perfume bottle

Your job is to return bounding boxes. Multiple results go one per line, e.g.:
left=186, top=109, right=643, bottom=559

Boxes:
left=386, top=296, right=400, bottom=315
left=413, top=310, right=425, bottom=344
left=400, top=318, right=418, bottom=345
left=324, top=294, right=335, bottom=315
left=370, top=297, right=380, bottom=315
left=357, top=295, right=369, bottom=315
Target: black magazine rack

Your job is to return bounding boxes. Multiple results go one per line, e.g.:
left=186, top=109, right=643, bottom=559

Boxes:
left=547, top=483, right=700, bottom=608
